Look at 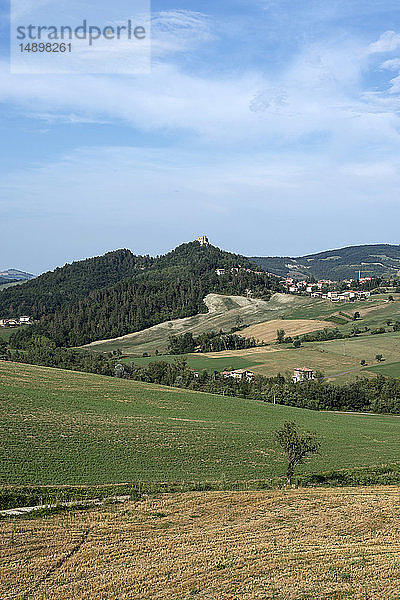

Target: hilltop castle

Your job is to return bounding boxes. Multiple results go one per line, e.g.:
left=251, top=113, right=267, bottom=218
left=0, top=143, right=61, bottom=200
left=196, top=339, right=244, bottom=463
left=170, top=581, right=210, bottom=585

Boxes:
left=196, top=235, right=210, bottom=246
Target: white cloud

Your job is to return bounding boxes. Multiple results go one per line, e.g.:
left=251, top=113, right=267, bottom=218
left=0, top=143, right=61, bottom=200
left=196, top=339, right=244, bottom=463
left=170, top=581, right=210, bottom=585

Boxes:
left=381, top=58, right=400, bottom=71
left=2, top=32, right=400, bottom=152
left=367, top=31, right=400, bottom=54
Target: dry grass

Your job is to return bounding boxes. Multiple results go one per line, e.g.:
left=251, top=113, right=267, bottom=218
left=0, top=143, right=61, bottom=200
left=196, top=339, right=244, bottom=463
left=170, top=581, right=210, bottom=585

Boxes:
left=2, top=486, right=400, bottom=599
left=239, top=319, right=333, bottom=344
left=84, top=293, right=318, bottom=355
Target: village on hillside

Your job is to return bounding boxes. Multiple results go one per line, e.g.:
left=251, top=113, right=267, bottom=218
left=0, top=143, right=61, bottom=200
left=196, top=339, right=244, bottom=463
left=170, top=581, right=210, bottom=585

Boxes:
left=197, top=237, right=379, bottom=304
left=0, top=316, right=31, bottom=328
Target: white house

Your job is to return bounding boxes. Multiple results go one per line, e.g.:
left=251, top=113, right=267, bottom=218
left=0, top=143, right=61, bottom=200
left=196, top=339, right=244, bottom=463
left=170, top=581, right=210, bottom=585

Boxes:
left=293, top=368, right=315, bottom=383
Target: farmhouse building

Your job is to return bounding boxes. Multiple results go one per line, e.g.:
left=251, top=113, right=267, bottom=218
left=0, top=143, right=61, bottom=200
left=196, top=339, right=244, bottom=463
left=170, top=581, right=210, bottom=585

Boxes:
left=293, top=368, right=315, bottom=383
left=0, top=316, right=31, bottom=327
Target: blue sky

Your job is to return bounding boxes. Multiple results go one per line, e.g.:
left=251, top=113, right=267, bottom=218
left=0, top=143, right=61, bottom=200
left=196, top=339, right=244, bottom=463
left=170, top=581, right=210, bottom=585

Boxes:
left=1, top=0, right=400, bottom=273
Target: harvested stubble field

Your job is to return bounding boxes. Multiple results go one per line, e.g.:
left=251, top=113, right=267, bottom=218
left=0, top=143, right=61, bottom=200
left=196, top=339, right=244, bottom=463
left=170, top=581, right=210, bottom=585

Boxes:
left=1, top=486, right=400, bottom=599
left=238, top=318, right=334, bottom=344
left=2, top=361, right=400, bottom=485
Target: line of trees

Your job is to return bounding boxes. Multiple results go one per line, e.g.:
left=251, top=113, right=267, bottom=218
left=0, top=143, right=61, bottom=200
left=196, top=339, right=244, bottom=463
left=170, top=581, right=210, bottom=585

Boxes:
left=167, top=330, right=257, bottom=354
left=4, top=335, right=400, bottom=415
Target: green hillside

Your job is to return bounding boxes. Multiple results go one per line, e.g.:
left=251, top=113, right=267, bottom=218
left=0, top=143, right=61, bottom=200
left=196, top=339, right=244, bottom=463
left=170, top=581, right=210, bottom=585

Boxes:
left=252, top=243, right=400, bottom=280
left=2, top=361, right=400, bottom=486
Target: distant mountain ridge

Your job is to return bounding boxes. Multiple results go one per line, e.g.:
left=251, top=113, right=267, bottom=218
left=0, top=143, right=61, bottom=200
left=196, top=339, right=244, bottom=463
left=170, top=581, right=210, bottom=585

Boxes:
left=0, top=269, right=34, bottom=283
left=251, top=244, right=400, bottom=280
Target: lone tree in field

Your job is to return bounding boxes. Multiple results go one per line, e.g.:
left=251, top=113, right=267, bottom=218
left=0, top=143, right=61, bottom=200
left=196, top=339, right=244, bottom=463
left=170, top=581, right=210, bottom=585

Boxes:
left=276, top=329, right=286, bottom=344
left=275, top=421, right=321, bottom=485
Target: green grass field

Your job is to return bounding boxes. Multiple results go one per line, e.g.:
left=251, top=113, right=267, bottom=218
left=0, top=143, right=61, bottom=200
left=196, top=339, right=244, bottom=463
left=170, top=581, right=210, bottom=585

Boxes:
left=0, top=329, right=14, bottom=342
left=0, top=326, right=28, bottom=342
left=125, top=329, right=400, bottom=383
left=121, top=353, right=263, bottom=373
left=366, top=361, right=400, bottom=378
left=2, top=361, right=400, bottom=486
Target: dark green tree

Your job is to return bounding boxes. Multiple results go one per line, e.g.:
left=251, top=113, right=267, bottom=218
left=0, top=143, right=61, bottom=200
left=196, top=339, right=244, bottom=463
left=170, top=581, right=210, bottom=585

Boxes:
left=277, top=329, right=286, bottom=344
left=275, top=421, right=321, bottom=485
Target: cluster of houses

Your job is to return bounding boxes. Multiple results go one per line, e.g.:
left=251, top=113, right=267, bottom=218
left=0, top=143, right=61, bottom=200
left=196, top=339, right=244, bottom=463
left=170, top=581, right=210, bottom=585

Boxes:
left=323, top=290, right=371, bottom=302
left=221, top=369, right=255, bottom=382
left=283, top=278, right=371, bottom=302
left=0, top=316, right=31, bottom=328
left=215, top=267, right=264, bottom=276
left=284, top=278, right=335, bottom=292
left=219, top=367, right=315, bottom=384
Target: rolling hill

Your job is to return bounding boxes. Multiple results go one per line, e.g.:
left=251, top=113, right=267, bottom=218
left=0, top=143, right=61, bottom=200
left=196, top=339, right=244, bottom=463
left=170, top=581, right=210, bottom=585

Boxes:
left=0, top=269, right=34, bottom=282
left=0, top=269, right=34, bottom=288
left=2, top=361, right=400, bottom=485
left=251, top=243, right=400, bottom=280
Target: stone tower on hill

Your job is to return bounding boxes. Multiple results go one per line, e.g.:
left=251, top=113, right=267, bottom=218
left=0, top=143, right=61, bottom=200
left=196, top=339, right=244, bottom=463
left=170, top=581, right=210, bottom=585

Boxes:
left=197, top=235, right=210, bottom=246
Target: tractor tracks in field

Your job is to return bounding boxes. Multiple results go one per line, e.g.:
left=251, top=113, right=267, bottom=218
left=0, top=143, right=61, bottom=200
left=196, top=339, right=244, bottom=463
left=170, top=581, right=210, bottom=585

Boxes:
left=21, top=526, right=91, bottom=600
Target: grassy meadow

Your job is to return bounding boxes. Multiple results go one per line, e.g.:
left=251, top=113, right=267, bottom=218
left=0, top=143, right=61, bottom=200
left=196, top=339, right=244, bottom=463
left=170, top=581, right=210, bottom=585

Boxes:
left=367, top=361, right=400, bottom=378
left=0, top=328, right=19, bottom=342
left=121, top=352, right=264, bottom=373
left=2, top=486, right=400, bottom=599
left=2, top=361, right=400, bottom=486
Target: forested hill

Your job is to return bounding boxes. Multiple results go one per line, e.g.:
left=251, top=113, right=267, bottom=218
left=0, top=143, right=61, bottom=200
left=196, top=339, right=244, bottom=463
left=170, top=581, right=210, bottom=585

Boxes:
left=251, top=244, right=400, bottom=280
left=0, top=249, right=150, bottom=319
left=7, top=242, right=282, bottom=347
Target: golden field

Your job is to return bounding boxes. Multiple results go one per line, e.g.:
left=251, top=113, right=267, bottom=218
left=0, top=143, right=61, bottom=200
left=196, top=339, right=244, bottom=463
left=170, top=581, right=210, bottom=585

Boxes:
left=239, top=319, right=334, bottom=344
left=2, top=486, right=400, bottom=599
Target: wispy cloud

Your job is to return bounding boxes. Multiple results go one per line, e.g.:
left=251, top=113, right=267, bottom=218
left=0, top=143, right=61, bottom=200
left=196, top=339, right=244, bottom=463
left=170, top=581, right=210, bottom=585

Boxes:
left=367, top=30, right=400, bottom=54
left=2, top=145, right=400, bottom=272
left=2, top=1, right=400, bottom=269
left=2, top=30, right=400, bottom=151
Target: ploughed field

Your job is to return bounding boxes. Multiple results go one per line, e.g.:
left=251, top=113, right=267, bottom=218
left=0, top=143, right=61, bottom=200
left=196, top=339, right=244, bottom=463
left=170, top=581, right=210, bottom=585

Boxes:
left=2, top=486, right=400, bottom=599
left=2, top=361, right=400, bottom=485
